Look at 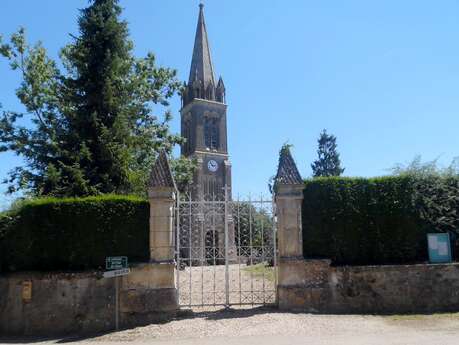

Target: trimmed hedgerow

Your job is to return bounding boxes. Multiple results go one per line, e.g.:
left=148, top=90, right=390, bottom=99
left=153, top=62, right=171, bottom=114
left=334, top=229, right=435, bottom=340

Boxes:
left=302, top=176, right=436, bottom=265
left=0, top=195, right=149, bottom=272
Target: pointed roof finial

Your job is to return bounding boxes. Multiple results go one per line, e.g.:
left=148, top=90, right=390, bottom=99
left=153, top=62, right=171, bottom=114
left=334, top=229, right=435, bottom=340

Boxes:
left=275, top=145, right=303, bottom=186
left=149, top=150, right=177, bottom=190
left=217, top=76, right=225, bottom=89
left=188, top=1, right=216, bottom=87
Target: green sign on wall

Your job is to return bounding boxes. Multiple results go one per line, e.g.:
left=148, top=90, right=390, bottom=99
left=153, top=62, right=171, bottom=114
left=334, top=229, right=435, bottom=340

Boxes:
left=427, top=234, right=452, bottom=264
left=106, top=256, right=128, bottom=270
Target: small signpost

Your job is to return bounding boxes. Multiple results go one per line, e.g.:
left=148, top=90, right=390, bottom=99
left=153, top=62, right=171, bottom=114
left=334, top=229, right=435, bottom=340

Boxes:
left=104, top=256, right=129, bottom=331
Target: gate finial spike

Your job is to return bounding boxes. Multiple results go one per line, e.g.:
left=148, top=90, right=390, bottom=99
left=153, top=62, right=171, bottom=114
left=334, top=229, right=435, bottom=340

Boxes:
left=275, top=144, right=303, bottom=186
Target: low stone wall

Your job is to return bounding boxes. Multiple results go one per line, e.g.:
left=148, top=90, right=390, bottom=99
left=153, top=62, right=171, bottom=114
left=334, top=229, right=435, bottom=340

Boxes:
left=279, top=260, right=459, bottom=314
left=0, top=264, right=177, bottom=336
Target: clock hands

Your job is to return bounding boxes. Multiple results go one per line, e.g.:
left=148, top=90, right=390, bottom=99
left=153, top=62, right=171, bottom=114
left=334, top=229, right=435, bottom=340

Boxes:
left=208, top=160, right=218, bottom=172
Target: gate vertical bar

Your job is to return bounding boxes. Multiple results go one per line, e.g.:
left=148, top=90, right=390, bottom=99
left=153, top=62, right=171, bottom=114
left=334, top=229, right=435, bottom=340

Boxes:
left=249, top=193, right=254, bottom=305
left=188, top=195, right=192, bottom=308
left=176, top=193, right=180, bottom=304
left=261, top=194, right=266, bottom=304
left=224, top=185, right=230, bottom=307
left=212, top=197, right=217, bottom=306
left=272, top=195, right=278, bottom=305
left=200, top=213, right=204, bottom=305
left=237, top=195, right=242, bottom=305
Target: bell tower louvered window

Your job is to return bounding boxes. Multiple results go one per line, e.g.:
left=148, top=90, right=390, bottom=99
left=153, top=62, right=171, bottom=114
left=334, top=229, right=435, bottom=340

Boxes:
left=204, top=118, right=219, bottom=150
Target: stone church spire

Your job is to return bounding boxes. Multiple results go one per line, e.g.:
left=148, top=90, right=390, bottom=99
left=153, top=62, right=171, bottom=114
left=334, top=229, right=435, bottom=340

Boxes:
left=189, top=3, right=215, bottom=87
left=180, top=2, right=231, bottom=201
left=182, top=4, right=225, bottom=106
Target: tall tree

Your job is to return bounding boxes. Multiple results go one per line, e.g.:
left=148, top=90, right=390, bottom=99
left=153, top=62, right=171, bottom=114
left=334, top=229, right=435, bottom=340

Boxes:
left=311, top=129, right=345, bottom=177
left=0, top=0, right=193, bottom=197
left=391, top=156, right=459, bottom=235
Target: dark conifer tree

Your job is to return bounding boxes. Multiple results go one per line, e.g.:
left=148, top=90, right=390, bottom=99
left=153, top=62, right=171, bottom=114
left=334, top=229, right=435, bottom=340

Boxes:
left=61, top=0, right=135, bottom=194
left=311, top=129, right=345, bottom=177
left=0, top=0, right=193, bottom=196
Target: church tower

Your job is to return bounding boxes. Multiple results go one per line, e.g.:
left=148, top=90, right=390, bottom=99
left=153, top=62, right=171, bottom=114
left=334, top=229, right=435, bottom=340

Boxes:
left=181, top=4, right=232, bottom=200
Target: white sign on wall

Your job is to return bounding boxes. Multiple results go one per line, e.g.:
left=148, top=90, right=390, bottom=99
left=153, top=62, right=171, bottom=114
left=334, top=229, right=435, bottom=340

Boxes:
left=103, top=268, right=130, bottom=279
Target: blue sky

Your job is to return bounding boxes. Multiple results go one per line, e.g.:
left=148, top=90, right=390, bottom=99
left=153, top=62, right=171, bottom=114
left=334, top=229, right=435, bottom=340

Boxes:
left=1, top=0, right=459, bottom=206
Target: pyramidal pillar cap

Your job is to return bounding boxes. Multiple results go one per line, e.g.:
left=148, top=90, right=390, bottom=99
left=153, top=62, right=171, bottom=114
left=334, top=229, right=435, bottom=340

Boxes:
left=275, top=145, right=304, bottom=197
left=148, top=150, right=177, bottom=199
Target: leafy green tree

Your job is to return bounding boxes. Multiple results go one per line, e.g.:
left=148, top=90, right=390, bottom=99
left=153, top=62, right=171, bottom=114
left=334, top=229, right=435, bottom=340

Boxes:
left=170, top=156, right=198, bottom=194
left=311, top=129, right=345, bottom=177
left=233, top=202, right=274, bottom=256
left=390, top=155, right=459, bottom=178
left=0, top=0, right=194, bottom=197
left=391, top=156, right=459, bottom=235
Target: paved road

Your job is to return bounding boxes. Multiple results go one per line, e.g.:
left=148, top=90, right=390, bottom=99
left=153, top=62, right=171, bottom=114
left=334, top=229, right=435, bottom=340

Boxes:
left=2, top=308, right=459, bottom=345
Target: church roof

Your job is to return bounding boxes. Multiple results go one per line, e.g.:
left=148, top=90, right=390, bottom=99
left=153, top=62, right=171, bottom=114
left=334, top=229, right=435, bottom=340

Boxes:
left=188, top=4, right=216, bottom=87
left=275, top=146, right=303, bottom=185
left=149, top=150, right=177, bottom=189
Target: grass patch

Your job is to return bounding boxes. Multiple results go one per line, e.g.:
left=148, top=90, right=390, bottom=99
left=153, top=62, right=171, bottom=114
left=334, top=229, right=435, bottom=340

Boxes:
left=388, top=313, right=459, bottom=322
left=243, top=262, right=276, bottom=282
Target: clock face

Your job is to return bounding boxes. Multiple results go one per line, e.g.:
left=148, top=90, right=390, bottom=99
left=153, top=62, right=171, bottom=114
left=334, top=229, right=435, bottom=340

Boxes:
left=207, top=159, right=219, bottom=172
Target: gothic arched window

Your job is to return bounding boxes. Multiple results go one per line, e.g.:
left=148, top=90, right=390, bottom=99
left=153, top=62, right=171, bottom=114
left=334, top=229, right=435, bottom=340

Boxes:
left=204, top=117, right=219, bottom=150
left=184, top=119, right=192, bottom=154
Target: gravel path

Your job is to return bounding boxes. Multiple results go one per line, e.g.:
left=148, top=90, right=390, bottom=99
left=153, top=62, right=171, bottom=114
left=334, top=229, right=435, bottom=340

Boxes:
left=178, top=264, right=276, bottom=306
left=3, top=308, right=459, bottom=345
left=92, top=308, right=459, bottom=344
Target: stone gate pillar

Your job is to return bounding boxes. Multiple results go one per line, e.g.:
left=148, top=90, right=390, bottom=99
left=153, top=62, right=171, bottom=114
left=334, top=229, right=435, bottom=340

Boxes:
left=274, top=146, right=306, bottom=310
left=147, top=150, right=177, bottom=284
left=119, top=151, right=178, bottom=323
left=148, top=156, right=176, bottom=264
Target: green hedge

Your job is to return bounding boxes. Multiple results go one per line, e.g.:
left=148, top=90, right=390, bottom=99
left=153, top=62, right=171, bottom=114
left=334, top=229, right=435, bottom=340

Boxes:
left=0, top=195, right=149, bottom=272
left=302, top=176, right=436, bottom=265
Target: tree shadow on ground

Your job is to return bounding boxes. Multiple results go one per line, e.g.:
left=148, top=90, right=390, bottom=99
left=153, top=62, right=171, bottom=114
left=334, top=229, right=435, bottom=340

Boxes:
left=3, top=307, right=458, bottom=344
left=0, top=332, right=113, bottom=344
left=0, top=306, right=280, bottom=344
left=181, top=305, right=281, bottom=321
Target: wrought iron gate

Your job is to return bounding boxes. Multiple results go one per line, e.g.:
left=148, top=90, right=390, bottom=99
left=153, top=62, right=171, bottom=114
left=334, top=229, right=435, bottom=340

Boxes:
left=176, top=190, right=277, bottom=308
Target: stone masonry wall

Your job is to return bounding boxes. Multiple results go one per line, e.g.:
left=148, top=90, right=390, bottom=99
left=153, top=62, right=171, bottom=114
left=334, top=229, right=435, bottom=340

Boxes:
left=279, top=260, right=459, bottom=314
left=0, top=264, right=177, bottom=336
